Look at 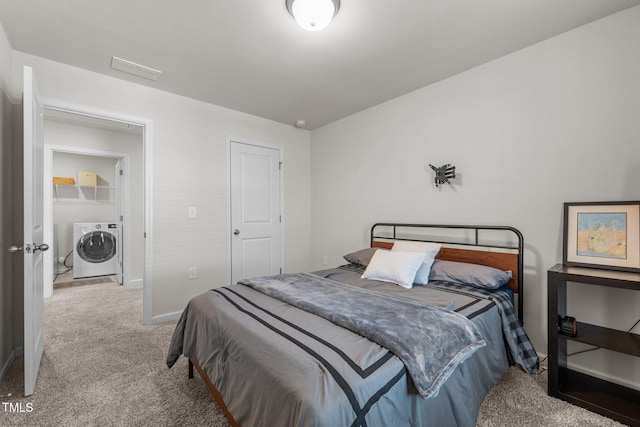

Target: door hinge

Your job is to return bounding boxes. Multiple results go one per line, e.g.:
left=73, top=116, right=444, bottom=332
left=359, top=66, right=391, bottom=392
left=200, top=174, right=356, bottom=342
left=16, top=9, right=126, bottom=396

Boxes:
left=119, top=169, right=124, bottom=176
left=279, top=161, right=283, bottom=170
left=280, top=268, right=282, bottom=274
left=120, top=215, right=124, bottom=221
left=144, top=232, right=147, bottom=238
left=279, top=215, right=282, bottom=223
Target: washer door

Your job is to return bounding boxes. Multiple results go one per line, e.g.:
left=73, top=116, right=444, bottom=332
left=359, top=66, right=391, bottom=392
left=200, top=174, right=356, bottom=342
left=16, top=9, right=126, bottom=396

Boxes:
left=77, top=231, right=116, bottom=263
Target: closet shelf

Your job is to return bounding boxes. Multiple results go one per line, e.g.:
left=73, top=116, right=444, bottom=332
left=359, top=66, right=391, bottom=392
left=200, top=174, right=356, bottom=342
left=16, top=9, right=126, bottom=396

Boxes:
left=53, top=184, right=113, bottom=189
left=53, top=183, right=115, bottom=203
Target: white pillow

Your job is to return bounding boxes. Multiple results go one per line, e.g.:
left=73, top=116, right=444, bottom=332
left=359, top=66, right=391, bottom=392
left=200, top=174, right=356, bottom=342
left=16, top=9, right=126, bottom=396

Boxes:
left=361, top=250, right=426, bottom=289
left=391, top=241, right=442, bottom=285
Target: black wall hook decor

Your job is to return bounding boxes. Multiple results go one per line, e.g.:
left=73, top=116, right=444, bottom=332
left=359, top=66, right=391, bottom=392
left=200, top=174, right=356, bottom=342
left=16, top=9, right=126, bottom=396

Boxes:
left=429, top=163, right=456, bottom=188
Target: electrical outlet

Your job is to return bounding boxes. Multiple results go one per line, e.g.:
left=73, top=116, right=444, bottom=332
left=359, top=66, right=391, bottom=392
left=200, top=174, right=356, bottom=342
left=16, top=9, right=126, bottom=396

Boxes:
left=188, top=266, right=197, bottom=279
left=322, top=256, right=328, bottom=266
left=188, top=206, right=197, bottom=218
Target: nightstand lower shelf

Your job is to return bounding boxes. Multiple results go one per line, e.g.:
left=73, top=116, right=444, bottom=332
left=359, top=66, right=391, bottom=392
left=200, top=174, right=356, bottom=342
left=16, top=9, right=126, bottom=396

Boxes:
left=568, top=322, right=640, bottom=356
left=553, top=368, right=640, bottom=426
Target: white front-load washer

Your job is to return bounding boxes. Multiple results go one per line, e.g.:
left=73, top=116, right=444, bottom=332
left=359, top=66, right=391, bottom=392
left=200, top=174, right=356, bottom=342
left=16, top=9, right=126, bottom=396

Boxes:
left=73, top=223, right=118, bottom=279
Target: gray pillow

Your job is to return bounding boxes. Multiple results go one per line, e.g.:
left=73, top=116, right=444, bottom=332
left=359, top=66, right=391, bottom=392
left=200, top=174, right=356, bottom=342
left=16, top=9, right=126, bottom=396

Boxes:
left=343, top=247, right=382, bottom=266
left=429, top=259, right=512, bottom=289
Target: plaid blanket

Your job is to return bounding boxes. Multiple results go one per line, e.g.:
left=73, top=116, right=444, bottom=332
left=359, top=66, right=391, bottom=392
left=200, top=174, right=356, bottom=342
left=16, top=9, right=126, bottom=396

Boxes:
left=424, top=281, right=539, bottom=374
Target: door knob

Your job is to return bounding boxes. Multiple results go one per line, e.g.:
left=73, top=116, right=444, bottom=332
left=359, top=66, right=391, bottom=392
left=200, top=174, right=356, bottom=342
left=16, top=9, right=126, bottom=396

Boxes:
left=233, top=229, right=240, bottom=236
left=33, top=243, right=49, bottom=253
left=7, top=245, right=22, bottom=253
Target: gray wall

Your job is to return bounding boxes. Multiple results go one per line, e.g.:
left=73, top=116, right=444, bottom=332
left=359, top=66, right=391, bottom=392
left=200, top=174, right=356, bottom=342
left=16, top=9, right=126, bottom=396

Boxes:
left=0, top=20, right=16, bottom=382
left=310, top=7, right=640, bottom=388
left=0, top=73, right=14, bottom=381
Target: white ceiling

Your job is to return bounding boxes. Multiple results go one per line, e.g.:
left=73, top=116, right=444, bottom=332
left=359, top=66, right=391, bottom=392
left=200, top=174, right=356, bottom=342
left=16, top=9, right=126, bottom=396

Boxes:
left=1, top=0, right=639, bottom=129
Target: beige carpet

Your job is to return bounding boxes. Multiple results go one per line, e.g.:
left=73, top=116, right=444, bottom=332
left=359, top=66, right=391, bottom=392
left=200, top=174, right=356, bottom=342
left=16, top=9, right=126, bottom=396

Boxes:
left=0, top=282, right=627, bottom=427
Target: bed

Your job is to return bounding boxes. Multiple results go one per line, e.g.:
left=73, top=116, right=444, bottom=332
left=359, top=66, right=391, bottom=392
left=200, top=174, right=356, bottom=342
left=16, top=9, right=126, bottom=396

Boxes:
left=167, top=223, right=539, bottom=427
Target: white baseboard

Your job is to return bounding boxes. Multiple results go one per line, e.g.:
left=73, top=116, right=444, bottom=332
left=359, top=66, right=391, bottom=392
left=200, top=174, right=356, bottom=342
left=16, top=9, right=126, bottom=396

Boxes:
left=151, top=310, right=182, bottom=324
left=0, top=349, right=16, bottom=384
left=125, top=278, right=143, bottom=289
left=537, top=352, right=547, bottom=368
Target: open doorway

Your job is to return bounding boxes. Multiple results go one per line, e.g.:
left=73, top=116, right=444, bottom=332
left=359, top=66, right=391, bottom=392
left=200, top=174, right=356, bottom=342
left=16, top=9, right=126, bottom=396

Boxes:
left=39, top=105, right=152, bottom=324
left=48, top=150, right=127, bottom=290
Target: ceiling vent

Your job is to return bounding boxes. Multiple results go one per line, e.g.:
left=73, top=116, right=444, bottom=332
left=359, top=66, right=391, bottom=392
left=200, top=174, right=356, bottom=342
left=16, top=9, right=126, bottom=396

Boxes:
left=110, top=56, right=162, bottom=81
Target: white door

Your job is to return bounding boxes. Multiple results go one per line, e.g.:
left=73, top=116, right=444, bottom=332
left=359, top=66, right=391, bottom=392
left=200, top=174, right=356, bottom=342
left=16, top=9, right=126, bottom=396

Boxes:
left=230, top=141, right=282, bottom=285
left=23, top=66, right=47, bottom=397
left=115, top=158, right=123, bottom=285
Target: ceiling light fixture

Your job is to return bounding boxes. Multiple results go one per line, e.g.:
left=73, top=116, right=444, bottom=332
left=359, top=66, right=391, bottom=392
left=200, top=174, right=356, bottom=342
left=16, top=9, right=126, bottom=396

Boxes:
left=286, top=0, right=340, bottom=32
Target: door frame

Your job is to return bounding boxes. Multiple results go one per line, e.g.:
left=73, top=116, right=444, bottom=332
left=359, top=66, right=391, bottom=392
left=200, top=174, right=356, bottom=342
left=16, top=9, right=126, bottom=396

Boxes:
left=43, top=145, right=130, bottom=293
left=115, top=157, right=124, bottom=285
left=40, top=101, right=154, bottom=325
left=225, top=136, right=284, bottom=285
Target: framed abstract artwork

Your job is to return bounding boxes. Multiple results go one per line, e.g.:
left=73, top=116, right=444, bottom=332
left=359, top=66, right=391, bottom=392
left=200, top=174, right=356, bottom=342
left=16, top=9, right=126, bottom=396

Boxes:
left=563, top=201, right=640, bottom=272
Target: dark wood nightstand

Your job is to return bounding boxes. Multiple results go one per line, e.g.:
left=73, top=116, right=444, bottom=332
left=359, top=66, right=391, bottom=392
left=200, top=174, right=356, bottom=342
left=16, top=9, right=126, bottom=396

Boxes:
left=547, top=263, right=640, bottom=426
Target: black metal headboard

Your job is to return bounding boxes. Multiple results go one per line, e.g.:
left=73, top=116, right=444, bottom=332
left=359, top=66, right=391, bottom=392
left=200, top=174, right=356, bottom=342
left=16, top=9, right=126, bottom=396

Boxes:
left=370, top=223, right=525, bottom=323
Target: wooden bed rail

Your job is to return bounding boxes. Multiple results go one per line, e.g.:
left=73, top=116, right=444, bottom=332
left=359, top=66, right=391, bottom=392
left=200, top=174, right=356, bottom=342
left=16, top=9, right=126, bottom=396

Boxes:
left=190, top=358, right=241, bottom=427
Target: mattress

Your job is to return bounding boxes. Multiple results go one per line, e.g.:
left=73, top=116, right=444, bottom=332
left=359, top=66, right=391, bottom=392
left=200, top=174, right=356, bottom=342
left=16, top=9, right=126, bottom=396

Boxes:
left=167, top=264, right=538, bottom=427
